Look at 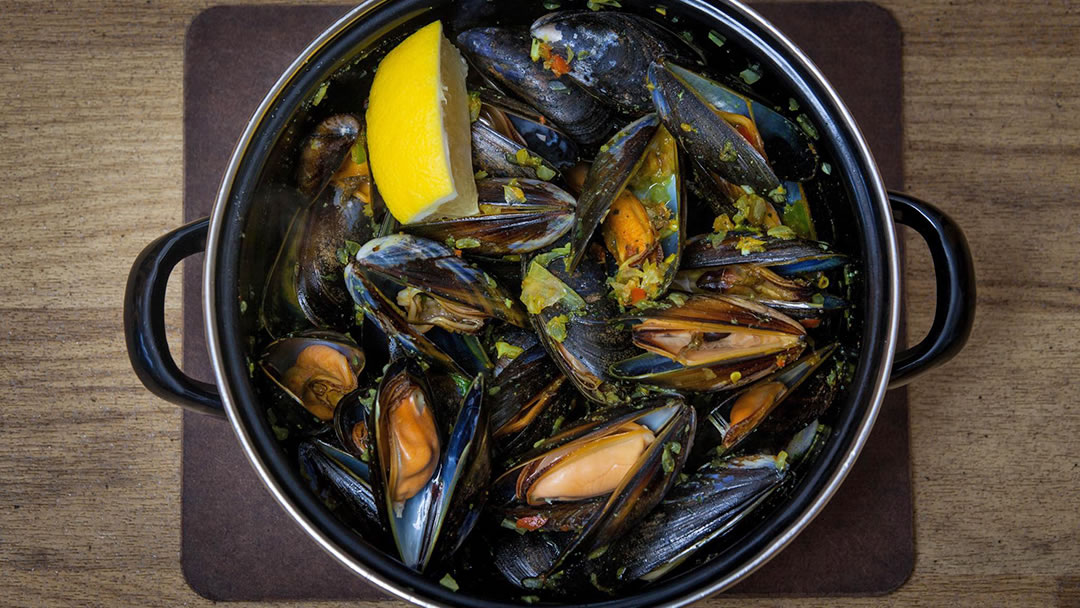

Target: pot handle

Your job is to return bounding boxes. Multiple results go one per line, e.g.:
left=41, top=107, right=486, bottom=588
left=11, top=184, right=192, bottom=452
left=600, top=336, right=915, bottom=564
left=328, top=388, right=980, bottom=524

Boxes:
left=124, top=217, right=225, bottom=417
left=887, top=191, right=975, bottom=388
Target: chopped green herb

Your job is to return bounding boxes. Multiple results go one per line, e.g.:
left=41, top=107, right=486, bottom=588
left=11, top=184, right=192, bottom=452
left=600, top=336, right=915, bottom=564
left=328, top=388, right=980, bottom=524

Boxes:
left=821, top=162, right=832, bottom=175
left=788, top=97, right=800, bottom=111
left=739, top=64, right=762, bottom=85
left=719, top=140, right=736, bottom=162
left=588, top=545, right=609, bottom=560
left=680, top=30, right=693, bottom=43
left=522, top=596, right=541, bottom=605
left=475, top=169, right=489, bottom=180
left=312, top=82, right=329, bottom=106
left=239, top=300, right=247, bottom=314
left=536, top=164, right=556, bottom=181
left=488, top=385, right=502, bottom=396
left=455, top=237, right=481, bottom=249
left=543, top=0, right=561, bottom=9
left=468, top=90, right=482, bottom=122
left=661, top=444, right=676, bottom=473
left=586, top=0, right=621, bottom=10
left=496, top=341, right=524, bottom=360
left=655, top=5, right=667, bottom=16
left=796, top=114, right=820, bottom=139
left=530, top=38, right=542, bottom=62
left=439, top=573, right=459, bottom=592
left=503, top=183, right=527, bottom=203
left=546, top=314, right=569, bottom=342
left=768, top=225, right=797, bottom=240
left=350, top=140, right=367, bottom=165
left=708, top=30, right=726, bottom=48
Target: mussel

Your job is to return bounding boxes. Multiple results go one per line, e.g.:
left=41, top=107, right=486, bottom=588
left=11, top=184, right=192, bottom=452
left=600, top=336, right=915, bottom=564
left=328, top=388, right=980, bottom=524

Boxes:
left=681, top=231, right=846, bottom=275
left=347, top=234, right=527, bottom=333
left=403, top=178, right=575, bottom=256
left=699, top=344, right=837, bottom=454
left=530, top=11, right=703, bottom=115
left=298, top=439, right=385, bottom=545
left=519, top=241, right=639, bottom=405
left=489, top=397, right=695, bottom=580
left=610, top=294, right=807, bottom=392
left=458, top=27, right=613, bottom=145
left=259, top=331, right=366, bottom=423
left=368, top=359, right=492, bottom=572
left=648, top=60, right=781, bottom=196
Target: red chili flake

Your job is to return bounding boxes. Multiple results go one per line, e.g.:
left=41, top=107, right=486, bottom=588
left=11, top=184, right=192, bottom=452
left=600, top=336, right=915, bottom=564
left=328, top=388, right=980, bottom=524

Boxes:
left=800, top=318, right=821, bottom=329
left=629, top=287, right=648, bottom=304
left=516, top=515, right=548, bottom=531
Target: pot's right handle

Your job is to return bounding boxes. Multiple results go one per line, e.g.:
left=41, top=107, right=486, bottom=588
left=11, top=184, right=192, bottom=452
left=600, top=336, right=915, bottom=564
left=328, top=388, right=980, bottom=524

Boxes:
left=124, top=217, right=225, bottom=417
left=887, top=191, right=976, bottom=388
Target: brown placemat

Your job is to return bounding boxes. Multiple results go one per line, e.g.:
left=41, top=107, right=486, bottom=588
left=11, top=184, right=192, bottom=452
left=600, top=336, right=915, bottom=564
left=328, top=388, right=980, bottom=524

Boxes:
left=181, top=3, right=910, bottom=601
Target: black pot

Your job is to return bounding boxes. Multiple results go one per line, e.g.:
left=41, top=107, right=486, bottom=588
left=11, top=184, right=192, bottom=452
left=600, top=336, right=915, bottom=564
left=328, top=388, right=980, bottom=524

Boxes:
left=124, top=1, right=975, bottom=605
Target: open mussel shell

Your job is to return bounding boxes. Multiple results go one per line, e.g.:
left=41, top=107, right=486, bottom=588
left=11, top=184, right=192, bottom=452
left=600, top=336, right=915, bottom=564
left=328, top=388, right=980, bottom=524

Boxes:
left=350, top=234, right=528, bottom=330
left=258, top=331, right=365, bottom=423
left=333, top=387, right=375, bottom=460
left=403, top=178, right=575, bottom=256
left=489, top=397, right=695, bottom=579
left=681, top=232, right=846, bottom=275
left=602, top=124, right=685, bottom=306
left=567, top=113, right=659, bottom=274
left=488, top=344, right=582, bottom=464
left=297, top=114, right=361, bottom=199
left=700, top=343, right=838, bottom=455
left=298, top=439, right=387, bottom=548
left=583, top=451, right=788, bottom=590
left=472, top=121, right=561, bottom=180
left=648, top=60, right=781, bottom=196
left=530, top=11, right=703, bottom=115
left=478, top=95, right=580, bottom=170
left=367, top=359, right=492, bottom=572
left=345, top=267, right=487, bottom=377
left=520, top=241, right=640, bottom=405
left=610, top=294, right=807, bottom=392
left=663, top=63, right=817, bottom=182
left=458, top=27, right=613, bottom=146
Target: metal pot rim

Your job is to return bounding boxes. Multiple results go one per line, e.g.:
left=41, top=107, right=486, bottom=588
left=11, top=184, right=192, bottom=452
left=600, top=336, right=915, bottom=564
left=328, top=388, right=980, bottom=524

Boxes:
left=202, top=1, right=900, bottom=606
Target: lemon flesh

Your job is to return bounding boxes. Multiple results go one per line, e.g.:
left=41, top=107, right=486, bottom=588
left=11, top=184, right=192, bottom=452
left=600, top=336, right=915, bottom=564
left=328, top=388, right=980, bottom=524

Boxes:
left=366, top=21, right=478, bottom=224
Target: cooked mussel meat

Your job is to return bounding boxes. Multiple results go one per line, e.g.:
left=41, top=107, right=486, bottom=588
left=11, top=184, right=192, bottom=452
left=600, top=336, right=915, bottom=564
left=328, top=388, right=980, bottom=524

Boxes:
left=368, top=359, right=492, bottom=571
left=610, top=294, right=807, bottom=391
left=259, top=331, right=365, bottom=422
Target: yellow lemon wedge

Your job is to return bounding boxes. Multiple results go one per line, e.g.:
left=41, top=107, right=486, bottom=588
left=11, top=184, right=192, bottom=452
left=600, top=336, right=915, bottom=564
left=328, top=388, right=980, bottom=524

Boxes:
left=366, top=21, right=478, bottom=224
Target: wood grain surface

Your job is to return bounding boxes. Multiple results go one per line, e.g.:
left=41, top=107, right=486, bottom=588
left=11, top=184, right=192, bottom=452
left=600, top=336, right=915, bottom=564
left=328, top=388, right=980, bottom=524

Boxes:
left=0, top=1, right=1077, bottom=607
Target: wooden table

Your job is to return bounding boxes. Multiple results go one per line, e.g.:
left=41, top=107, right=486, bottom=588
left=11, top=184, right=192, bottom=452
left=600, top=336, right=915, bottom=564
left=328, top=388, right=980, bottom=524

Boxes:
left=1, top=1, right=1077, bottom=606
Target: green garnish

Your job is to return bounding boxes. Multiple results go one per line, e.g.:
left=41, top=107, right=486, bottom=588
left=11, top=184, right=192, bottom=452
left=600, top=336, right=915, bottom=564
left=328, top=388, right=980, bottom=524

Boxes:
left=821, top=162, right=832, bottom=175
left=796, top=114, right=820, bottom=139
left=708, top=30, right=726, bottom=47
left=495, top=341, right=524, bottom=360
left=546, top=314, right=569, bottom=342
left=439, top=574, right=459, bottom=591
left=739, top=64, right=762, bottom=85
left=312, top=82, right=329, bottom=106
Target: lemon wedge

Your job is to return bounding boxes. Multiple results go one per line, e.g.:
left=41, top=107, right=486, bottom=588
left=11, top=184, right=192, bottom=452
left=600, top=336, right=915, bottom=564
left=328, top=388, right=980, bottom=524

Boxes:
left=366, top=21, right=478, bottom=224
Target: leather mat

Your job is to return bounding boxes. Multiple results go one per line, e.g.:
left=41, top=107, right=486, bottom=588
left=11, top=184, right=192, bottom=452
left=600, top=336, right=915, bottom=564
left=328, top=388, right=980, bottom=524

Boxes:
left=181, top=3, right=910, bottom=600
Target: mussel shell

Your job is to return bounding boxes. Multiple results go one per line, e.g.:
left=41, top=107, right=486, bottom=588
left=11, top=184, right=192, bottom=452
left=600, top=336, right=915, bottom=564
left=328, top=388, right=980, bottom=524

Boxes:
left=610, top=346, right=804, bottom=392
left=648, top=60, right=781, bottom=196
left=681, top=232, right=845, bottom=273
left=472, top=121, right=561, bottom=180
left=297, top=114, right=361, bottom=198
left=350, top=234, right=528, bottom=329
left=458, top=27, right=613, bottom=145
left=530, top=11, right=703, bottom=115
left=699, top=343, right=837, bottom=455
left=585, top=452, right=787, bottom=588
left=298, top=439, right=386, bottom=546
left=488, top=344, right=582, bottom=463
left=367, top=361, right=492, bottom=572
left=333, top=387, right=375, bottom=459
left=489, top=397, right=695, bottom=578
left=295, top=188, right=378, bottom=331
left=489, top=324, right=541, bottom=378
left=403, top=179, right=575, bottom=256
left=567, top=114, right=660, bottom=273
left=479, top=93, right=581, bottom=169
left=664, top=63, right=817, bottom=182
left=258, top=330, right=366, bottom=424
left=345, top=268, right=471, bottom=376
left=522, top=241, right=639, bottom=405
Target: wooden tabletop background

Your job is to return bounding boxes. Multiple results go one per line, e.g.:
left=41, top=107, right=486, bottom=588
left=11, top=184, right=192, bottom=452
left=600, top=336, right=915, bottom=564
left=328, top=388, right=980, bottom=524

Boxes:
left=1, top=0, right=1078, bottom=606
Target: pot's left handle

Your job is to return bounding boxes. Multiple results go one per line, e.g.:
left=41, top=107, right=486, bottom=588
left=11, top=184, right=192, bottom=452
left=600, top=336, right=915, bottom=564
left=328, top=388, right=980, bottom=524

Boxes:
left=124, top=217, right=225, bottom=417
